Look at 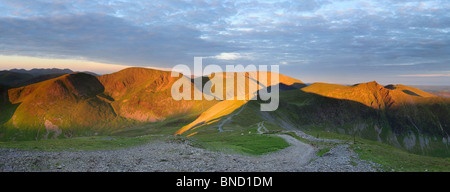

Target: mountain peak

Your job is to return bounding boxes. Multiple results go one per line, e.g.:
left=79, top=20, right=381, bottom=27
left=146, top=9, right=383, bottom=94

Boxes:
left=113, top=67, right=167, bottom=74
left=303, top=80, right=444, bottom=109
left=353, top=81, right=382, bottom=88
left=304, top=81, right=394, bottom=109
left=367, top=81, right=380, bottom=86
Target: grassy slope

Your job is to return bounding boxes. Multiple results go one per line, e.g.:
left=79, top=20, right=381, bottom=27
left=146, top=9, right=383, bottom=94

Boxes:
left=1, top=68, right=449, bottom=167
left=190, top=129, right=289, bottom=156
left=0, top=68, right=218, bottom=141
left=175, top=99, right=248, bottom=135
left=305, top=130, right=450, bottom=172
left=181, top=101, right=290, bottom=155
left=99, top=67, right=218, bottom=123
left=0, top=101, right=289, bottom=155
left=0, top=135, right=160, bottom=151
left=0, top=114, right=199, bottom=151
left=278, top=84, right=450, bottom=157
left=0, top=73, right=121, bottom=141
left=176, top=80, right=450, bottom=157
left=172, top=72, right=306, bottom=155
left=385, top=84, right=437, bottom=98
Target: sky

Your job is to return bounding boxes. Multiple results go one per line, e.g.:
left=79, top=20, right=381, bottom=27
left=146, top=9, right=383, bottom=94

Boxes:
left=0, top=0, right=449, bottom=85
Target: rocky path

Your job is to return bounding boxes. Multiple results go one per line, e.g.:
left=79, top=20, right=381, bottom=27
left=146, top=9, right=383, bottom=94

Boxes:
left=0, top=132, right=381, bottom=172
left=257, top=121, right=269, bottom=134
left=217, top=103, right=247, bottom=132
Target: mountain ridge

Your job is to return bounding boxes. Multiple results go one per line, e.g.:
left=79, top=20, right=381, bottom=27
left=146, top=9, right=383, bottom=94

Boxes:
left=0, top=67, right=449, bottom=157
left=0, top=68, right=218, bottom=140
left=0, top=68, right=100, bottom=88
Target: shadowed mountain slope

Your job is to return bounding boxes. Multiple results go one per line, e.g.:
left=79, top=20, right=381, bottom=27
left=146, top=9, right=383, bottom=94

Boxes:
left=0, top=71, right=34, bottom=87
left=175, top=72, right=305, bottom=135
left=179, top=81, right=450, bottom=157
left=0, top=68, right=73, bottom=87
left=2, top=73, right=116, bottom=139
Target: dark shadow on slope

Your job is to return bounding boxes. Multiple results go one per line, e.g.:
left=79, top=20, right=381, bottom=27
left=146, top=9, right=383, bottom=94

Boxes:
left=0, top=70, right=73, bottom=88
left=190, top=76, right=210, bottom=89
left=0, top=85, right=20, bottom=125
left=245, top=72, right=306, bottom=91
left=65, top=73, right=106, bottom=99
left=14, top=73, right=67, bottom=87
left=385, top=84, right=422, bottom=97
left=190, top=75, right=225, bottom=100
left=0, top=73, right=115, bottom=138
left=251, top=85, right=450, bottom=157
left=384, top=84, right=396, bottom=90
left=279, top=82, right=307, bottom=91
left=190, top=73, right=307, bottom=101
left=402, top=90, right=421, bottom=97
left=0, top=71, right=34, bottom=87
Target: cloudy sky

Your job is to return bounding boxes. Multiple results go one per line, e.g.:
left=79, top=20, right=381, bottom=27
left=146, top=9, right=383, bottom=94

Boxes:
left=0, top=0, right=449, bottom=85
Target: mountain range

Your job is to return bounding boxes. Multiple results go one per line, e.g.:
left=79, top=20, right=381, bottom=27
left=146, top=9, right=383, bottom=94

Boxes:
left=0, top=68, right=99, bottom=88
left=0, top=67, right=449, bottom=157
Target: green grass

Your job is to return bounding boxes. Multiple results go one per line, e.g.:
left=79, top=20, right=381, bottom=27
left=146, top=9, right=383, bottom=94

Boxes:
left=304, top=130, right=450, bottom=172
left=176, top=101, right=291, bottom=156
left=110, top=118, right=193, bottom=137
left=316, top=147, right=331, bottom=157
left=0, top=114, right=198, bottom=151
left=190, top=128, right=290, bottom=156
left=0, top=134, right=162, bottom=151
left=353, top=139, right=450, bottom=172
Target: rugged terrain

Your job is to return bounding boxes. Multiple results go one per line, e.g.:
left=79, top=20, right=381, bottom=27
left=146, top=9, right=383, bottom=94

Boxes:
left=0, top=132, right=380, bottom=172
left=179, top=80, right=450, bottom=157
left=1, top=67, right=450, bottom=172
left=0, top=68, right=218, bottom=140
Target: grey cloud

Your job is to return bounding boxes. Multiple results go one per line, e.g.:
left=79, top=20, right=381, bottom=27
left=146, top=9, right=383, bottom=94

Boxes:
left=0, top=0, right=449, bottom=85
left=0, top=13, right=229, bottom=66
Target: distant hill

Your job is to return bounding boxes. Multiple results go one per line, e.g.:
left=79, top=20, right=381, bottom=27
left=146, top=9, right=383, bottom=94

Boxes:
left=0, top=71, right=34, bottom=87
left=409, top=85, right=450, bottom=98
left=0, top=68, right=75, bottom=87
left=430, top=91, right=450, bottom=98
left=0, top=68, right=99, bottom=88
left=9, top=68, right=73, bottom=76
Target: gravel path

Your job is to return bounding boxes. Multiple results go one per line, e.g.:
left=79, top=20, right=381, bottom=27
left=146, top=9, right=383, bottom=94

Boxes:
left=257, top=121, right=269, bottom=134
left=0, top=133, right=381, bottom=172
left=217, top=102, right=247, bottom=132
